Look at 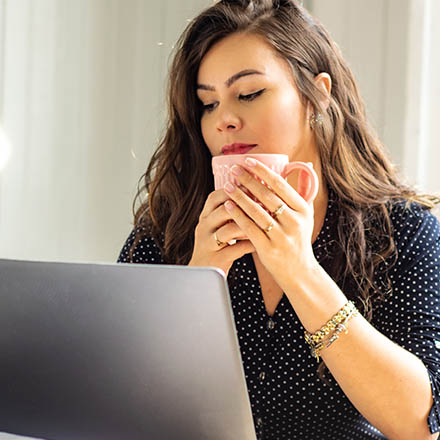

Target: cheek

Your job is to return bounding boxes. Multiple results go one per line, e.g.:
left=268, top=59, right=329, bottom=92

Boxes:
left=258, top=98, right=303, bottom=144
left=276, top=92, right=304, bottom=128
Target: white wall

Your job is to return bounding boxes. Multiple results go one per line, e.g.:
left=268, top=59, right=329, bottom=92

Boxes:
left=308, top=0, right=440, bottom=193
left=0, top=0, right=212, bottom=262
left=403, top=0, right=440, bottom=192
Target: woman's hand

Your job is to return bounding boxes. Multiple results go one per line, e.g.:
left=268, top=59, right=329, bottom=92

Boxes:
left=188, top=189, right=256, bottom=276
left=221, top=157, right=319, bottom=291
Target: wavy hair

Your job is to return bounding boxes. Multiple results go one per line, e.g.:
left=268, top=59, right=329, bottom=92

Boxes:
left=129, top=0, right=438, bottom=366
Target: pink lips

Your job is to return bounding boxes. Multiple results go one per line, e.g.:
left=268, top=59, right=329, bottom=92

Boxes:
left=222, top=143, right=257, bottom=155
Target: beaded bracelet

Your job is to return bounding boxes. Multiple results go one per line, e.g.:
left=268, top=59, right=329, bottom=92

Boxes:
left=308, top=308, right=358, bottom=362
left=304, top=301, right=359, bottom=362
left=304, top=301, right=357, bottom=345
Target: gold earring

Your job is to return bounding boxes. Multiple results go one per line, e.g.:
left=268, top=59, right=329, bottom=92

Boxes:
left=309, top=112, right=323, bottom=129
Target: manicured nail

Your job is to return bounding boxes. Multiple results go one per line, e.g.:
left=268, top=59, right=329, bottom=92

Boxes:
left=245, top=157, right=257, bottom=167
left=225, top=200, right=235, bottom=211
left=231, top=165, right=244, bottom=176
left=224, top=182, right=235, bottom=193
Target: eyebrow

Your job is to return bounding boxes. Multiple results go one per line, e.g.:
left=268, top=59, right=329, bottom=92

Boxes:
left=196, top=69, right=265, bottom=91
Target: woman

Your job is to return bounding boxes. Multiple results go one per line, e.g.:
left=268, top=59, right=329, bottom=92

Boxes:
left=118, top=1, right=440, bottom=438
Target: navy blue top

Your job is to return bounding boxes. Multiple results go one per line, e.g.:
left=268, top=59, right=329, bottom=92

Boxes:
left=118, top=193, right=440, bottom=439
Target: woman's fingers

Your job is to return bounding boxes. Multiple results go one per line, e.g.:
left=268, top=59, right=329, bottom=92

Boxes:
left=220, top=239, right=256, bottom=261
left=220, top=159, right=316, bottom=250
left=198, top=190, right=238, bottom=228
left=238, top=159, right=312, bottom=211
left=189, top=189, right=253, bottom=277
left=225, top=184, right=274, bottom=230
left=223, top=197, right=271, bottom=249
left=222, top=160, right=316, bottom=237
left=197, top=189, right=247, bottom=244
left=214, top=220, right=248, bottom=245
left=199, top=189, right=230, bottom=221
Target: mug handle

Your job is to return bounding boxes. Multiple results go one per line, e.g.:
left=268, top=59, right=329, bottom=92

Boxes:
left=281, top=161, right=319, bottom=204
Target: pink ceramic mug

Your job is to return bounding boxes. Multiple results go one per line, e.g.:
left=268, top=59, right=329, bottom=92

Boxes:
left=212, top=154, right=319, bottom=204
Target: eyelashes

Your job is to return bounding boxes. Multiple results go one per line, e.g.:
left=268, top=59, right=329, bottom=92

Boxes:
left=239, top=88, right=265, bottom=102
left=202, top=89, right=266, bottom=113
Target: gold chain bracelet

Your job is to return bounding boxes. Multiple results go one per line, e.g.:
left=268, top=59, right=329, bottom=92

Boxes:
left=304, top=301, right=359, bottom=362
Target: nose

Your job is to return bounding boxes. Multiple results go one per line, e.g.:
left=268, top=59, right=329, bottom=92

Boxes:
left=216, top=106, right=242, bottom=132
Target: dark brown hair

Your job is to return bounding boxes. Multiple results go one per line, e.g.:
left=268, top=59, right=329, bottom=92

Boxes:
left=130, top=0, right=438, bottom=342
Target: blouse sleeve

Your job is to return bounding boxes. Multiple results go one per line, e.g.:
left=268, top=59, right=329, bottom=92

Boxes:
left=372, top=202, right=440, bottom=434
left=117, top=228, right=165, bottom=265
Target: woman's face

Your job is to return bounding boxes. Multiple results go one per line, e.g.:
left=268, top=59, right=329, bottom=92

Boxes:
left=196, top=33, right=317, bottom=163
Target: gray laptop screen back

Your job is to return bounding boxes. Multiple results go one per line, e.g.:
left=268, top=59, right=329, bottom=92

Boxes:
left=0, top=259, right=256, bottom=440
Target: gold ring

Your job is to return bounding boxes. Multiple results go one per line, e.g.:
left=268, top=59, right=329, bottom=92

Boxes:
left=264, top=220, right=275, bottom=233
left=273, top=203, right=286, bottom=218
left=214, top=231, right=225, bottom=247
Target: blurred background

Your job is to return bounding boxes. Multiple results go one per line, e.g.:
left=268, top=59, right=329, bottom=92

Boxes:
left=0, top=0, right=439, bottom=263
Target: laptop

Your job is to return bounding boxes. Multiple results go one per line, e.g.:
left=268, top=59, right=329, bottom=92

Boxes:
left=0, top=259, right=256, bottom=440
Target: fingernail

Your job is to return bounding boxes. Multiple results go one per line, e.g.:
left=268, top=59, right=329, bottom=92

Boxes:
left=224, top=182, right=235, bottom=193
left=231, top=165, right=244, bottom=176
left=225, top=200, right=235, bottom=211
left=245, top=157, right=257, bottom=167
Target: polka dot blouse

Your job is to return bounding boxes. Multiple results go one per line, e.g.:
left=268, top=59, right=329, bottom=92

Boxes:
left=118, top=193, right=440, bottom=439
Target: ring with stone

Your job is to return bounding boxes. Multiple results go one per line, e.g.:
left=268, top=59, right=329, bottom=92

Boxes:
left=273, top=203, right=287, bottom=219
left=264, top=219, right=275, bottom=233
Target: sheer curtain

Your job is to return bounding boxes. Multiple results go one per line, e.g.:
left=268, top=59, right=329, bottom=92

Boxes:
left=309, top=0, right=440, bottom=194
left=402, top=0, right=440, bottom=192
left=0, top=0, right=210, bottom=262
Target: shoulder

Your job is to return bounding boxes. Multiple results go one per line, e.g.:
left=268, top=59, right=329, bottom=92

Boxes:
left=389, top=200, right=440, bottom=249
left=117, top=227, right=165, bottom=264
left=387, top=200, right=440, bottom=272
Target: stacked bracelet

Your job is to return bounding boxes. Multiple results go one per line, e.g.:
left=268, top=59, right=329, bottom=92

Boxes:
left=304, top=301, right=359, bottom=362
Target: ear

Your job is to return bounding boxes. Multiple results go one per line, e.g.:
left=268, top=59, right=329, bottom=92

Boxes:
left=314, top=72, right=332, bottom=111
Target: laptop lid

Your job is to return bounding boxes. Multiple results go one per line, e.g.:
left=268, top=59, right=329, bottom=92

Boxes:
left=0, top=259, right=256, bottom=440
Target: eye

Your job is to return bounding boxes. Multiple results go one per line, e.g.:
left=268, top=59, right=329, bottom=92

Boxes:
left=239, top=89, right=265, bottom=101
left=202, top=102, right=218, bottom=113
left=201, top=89, right=266, bottom=114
